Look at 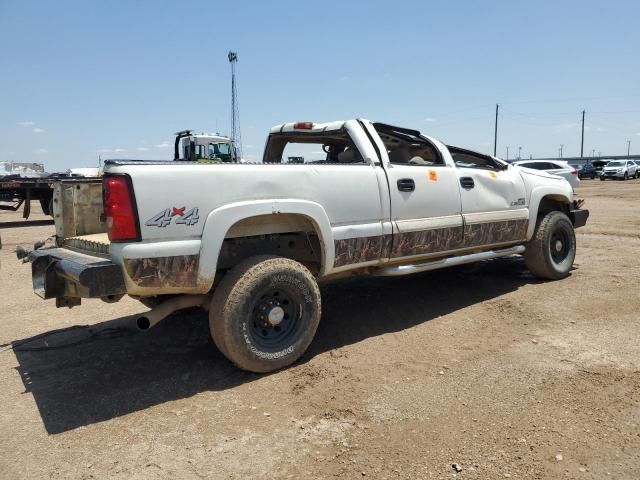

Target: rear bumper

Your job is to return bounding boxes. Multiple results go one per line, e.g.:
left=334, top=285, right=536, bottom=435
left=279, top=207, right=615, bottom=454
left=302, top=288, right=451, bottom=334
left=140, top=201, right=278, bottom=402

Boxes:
left=570, top=208, right=589, bottom=228
left=29, top=248, right=126, bottom=305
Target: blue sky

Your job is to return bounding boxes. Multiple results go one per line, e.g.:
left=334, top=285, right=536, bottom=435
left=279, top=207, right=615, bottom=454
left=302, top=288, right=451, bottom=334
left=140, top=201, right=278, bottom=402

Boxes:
left=1, top=0, right=639, bottom=170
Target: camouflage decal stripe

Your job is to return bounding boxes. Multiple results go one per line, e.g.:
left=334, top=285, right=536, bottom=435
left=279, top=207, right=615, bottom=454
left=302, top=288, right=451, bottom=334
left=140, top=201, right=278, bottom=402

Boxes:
left=333, top=235, right=391, bottom=268
left=124, top=255, right=199, bottom=288
left=462, top=219, right=528, bottom=248
left=391, top=226, right=464, bottom=258
left=332, top=219, right=528, bottom=267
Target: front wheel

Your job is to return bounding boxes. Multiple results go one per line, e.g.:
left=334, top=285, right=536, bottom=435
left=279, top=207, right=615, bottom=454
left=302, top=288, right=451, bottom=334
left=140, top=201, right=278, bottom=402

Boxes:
left=600, top=176, right=605, bottom=181
left=209, top=255, right=321, bottom=373
left=524, top=211, right=576, bottom=280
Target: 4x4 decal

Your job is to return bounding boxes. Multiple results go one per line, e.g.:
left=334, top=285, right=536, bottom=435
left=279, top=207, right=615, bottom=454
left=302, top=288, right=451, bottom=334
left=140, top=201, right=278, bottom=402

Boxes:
left=145, top=207, right=199, bottom=227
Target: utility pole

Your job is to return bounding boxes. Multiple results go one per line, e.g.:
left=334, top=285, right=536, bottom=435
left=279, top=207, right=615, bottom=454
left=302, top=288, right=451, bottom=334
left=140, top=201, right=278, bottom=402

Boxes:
left=506, top=146, right=509, bottom=161
left=493, top=104, right=499, bottom=156
left=580, top=110, right=585, bottom=158
left=559, top=144, right=564, bottom=159
left=591, top=149, right=595, bottom=157
left=518, top=146, right=522, bottom=160
left=228, top=51, right=242, bottom=162
left=628, top=140, right=631, bottom=157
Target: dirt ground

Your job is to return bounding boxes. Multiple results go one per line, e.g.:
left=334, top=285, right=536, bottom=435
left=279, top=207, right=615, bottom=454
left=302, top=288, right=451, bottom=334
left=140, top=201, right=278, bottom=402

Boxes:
left=1, top=179, right=639, bottom=479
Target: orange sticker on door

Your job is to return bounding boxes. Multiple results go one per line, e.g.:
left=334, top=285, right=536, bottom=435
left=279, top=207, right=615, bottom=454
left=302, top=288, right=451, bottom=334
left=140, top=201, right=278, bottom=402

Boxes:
left=428, top=169, right=438, bottom=181
left=489, top=171, right=497, bottom=178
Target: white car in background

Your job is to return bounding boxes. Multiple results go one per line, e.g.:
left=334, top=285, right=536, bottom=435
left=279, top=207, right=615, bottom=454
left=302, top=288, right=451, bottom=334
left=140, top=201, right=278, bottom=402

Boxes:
left=513, top=160, right=579, bottom=190
left=600, top=160, right=639, bottom=180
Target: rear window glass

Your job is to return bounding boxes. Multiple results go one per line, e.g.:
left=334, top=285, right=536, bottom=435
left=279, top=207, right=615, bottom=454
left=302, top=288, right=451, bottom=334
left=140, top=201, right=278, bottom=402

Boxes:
left=264, top=131, right=365, bottom=165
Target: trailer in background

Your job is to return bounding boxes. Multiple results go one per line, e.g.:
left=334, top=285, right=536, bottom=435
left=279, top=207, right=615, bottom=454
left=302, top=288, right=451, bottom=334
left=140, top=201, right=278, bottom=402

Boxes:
left=0, top=177, right=55, bottom=219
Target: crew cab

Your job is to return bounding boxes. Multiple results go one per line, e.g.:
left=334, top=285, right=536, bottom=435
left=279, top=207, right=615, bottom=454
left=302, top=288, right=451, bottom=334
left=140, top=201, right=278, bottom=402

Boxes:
left=19, top=119, right=589, bottom=372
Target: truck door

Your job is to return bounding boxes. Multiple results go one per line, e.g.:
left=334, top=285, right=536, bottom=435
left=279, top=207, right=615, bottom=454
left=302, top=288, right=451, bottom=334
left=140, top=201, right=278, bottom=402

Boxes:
left=362, top=122, right=464, bottom=260
left=448, top=147, right=529, bottom=248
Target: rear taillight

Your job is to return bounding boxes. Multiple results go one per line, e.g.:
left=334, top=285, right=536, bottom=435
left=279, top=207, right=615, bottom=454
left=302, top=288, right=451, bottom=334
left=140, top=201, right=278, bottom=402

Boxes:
left=103, top=175, right=140, bottom=242
left=570, top=169, right=577, bottom=175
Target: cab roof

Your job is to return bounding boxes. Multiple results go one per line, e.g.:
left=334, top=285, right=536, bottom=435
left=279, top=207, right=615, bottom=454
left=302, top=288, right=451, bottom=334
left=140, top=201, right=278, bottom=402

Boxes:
left=190, top=134, right=231, bottom=142
left=270, top=121, right=347, bottom=134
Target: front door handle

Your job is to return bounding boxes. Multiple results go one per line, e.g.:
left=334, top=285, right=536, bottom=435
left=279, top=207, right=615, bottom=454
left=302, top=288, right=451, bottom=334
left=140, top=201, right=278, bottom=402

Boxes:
left=460, top=176, right=475, bottom=189
left=397, top=178, right=415, bottom=192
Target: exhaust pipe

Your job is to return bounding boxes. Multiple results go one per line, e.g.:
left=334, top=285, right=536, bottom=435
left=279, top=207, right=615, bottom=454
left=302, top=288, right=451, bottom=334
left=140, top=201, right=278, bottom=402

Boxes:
left=136, top=294, right=211, bottom=330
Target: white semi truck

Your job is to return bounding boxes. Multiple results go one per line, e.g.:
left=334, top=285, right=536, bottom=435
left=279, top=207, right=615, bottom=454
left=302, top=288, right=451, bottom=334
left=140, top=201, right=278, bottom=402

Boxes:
left=20, top=119, right=588, bottom=372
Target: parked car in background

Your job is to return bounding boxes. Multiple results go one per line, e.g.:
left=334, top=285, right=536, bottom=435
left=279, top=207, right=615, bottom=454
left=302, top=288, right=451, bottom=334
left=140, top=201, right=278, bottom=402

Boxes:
left=513, top=160, right=579, bottom=190
left=592, top=159, right=609, bottom=175
left=571, top=163, right=597, bottom=180
left=600, top=160, right=639, bottom=180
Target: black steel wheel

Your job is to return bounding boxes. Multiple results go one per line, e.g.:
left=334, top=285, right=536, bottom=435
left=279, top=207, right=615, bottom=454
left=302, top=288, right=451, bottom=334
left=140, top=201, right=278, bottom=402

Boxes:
left=550, top=228, right=571, bottom=265
left=248, top=286, right=304, bottom=351
left=524, top=211, right=576, bottom=280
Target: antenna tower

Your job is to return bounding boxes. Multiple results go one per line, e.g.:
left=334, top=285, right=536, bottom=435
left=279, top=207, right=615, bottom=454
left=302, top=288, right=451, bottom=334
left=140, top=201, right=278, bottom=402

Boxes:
left=228, top=51, right=242, bottom=161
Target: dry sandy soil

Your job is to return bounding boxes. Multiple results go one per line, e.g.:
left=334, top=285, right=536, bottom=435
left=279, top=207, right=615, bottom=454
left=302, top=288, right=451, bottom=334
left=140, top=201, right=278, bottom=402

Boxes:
left=1, top=180, right=639, bottom=479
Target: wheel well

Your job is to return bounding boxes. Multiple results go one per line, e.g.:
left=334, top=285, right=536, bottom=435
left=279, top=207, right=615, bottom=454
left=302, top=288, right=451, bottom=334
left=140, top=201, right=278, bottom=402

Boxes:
left=217, top=214, right=323, bottom=275
left=537, top=195, right=570, bottom=219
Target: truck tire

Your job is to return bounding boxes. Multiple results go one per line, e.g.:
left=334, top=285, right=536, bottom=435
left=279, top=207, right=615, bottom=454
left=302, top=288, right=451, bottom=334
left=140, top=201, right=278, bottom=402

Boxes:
left=209, top=255, right=321, bottom=373
left=524, top=211, right=576, bottom=280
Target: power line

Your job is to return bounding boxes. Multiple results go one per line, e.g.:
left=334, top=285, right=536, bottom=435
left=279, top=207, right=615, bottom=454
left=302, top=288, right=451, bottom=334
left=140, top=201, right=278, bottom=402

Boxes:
left=580, top=110, right=585, bottom=158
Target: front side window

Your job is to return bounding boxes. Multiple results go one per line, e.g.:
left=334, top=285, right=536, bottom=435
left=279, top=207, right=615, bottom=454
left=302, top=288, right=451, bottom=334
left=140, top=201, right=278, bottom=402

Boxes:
left=448, top=146, right=502, bottom=170
left=452, top=151, right=497, bottom=170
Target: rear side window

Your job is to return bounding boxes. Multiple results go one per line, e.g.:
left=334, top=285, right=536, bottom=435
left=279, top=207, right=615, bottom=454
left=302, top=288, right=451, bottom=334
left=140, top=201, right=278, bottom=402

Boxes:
left=518, top=162, right=543, bottom=170
left=374, top=123, right=444, bottom=167
left=548, top=162, right=566, bottom=169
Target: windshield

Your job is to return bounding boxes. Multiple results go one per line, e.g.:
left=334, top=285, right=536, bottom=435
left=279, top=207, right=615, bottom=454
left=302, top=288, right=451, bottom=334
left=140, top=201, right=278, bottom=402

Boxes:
left=607, top=161, right=624, bottom=167
left=209, top=142, right=231, bottom=157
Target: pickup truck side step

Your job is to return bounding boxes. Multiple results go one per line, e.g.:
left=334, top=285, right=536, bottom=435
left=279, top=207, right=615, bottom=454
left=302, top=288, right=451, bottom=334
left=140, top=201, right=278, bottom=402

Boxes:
left=375, top=245, right=526, bottom=277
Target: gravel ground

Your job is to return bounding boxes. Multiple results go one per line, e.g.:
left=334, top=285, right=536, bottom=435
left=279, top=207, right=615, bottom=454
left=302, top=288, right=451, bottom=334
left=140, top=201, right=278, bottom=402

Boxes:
left=0, top=179, right=639, bottom=479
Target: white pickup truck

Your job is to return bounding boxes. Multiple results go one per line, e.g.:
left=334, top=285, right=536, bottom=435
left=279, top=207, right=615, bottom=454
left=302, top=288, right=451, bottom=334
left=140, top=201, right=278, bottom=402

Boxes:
left=21, top=119, right=589, bottom=372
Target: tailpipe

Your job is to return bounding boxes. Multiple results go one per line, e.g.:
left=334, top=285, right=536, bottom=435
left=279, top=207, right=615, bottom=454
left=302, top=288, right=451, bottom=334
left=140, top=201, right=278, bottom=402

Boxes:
left=136, top=294, right=211, bottom=330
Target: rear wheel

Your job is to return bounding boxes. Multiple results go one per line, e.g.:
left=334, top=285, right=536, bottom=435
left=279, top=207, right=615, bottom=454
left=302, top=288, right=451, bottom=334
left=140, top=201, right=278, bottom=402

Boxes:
left=623, top=172, right=628, bottom=180
left=600, top=176, right=605, bottom=181
left=524, top=211, right=576, bottom=280
left=209, top=255, right=321, bottom=373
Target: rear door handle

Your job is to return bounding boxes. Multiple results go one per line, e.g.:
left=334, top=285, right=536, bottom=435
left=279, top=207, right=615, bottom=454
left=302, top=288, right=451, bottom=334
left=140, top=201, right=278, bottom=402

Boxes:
left=460, top=176, right=475, bottom=189
left=397, top=178, right=415, bottom=192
